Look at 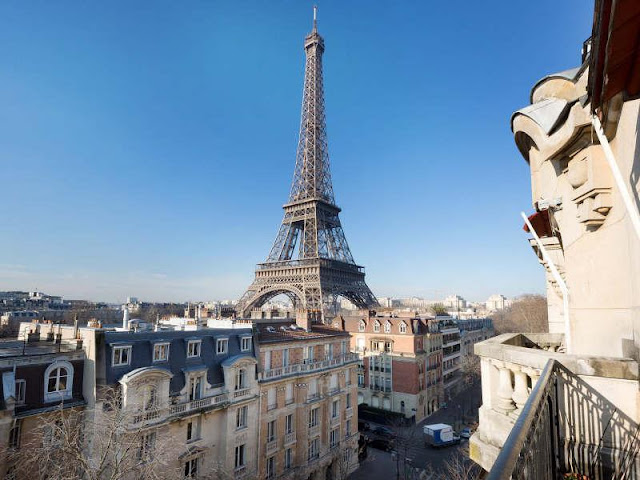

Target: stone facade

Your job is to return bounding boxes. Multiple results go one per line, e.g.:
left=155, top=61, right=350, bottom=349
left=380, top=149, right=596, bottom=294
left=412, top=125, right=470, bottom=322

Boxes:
left=471, top=4, right=640, bottom=474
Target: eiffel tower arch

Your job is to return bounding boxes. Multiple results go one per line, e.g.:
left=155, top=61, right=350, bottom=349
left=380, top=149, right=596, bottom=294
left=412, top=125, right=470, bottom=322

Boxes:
left=237, top=9, right=377, bottom=321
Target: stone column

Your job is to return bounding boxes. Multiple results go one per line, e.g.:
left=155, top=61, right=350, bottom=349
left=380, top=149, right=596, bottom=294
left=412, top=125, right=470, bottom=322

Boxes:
left=494, top=362, right=516, bottom=414
left=512, top=368, right=529, bottom=415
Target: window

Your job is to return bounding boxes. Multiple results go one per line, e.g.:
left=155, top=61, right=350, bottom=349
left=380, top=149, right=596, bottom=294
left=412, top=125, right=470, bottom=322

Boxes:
left=241, top=337, right=252, bottom=352
left=308, top=438, right=319, bottom=460
left=308, top=378, right=317, bottom=399
left=112, top=346, right=131, bottom=366
left=308, top=407, right=319, bottom=428
left=384, top=321, right=391, bottom=333
left=187, top=340, right=201, bottom=358
left=373, top=320, right=380, bottom=333
left=44, top=360, right=74, bottom=402
left=305, top=345, right=314, bottom=363
left=153, top=343, right=170, bottom=362
left=358, top=321, right=365, bottom=332
left=184, top=457, right=198, bottom=478
left=285, top=413, right=294, bottom=434
left=15, top=380, right=25, bottom=405
left=346, top=419, right=351, bottom=437
left=234, top=444, right=246, bottom=469
left=264, top=350, right=271, bottom=370
left=341, top=341, right=347, bottom=355
left=332, top=399, right=339, bottom=418
left=282, top=348, right=290, bottom=367
left=285, top=383, right=294, bottom=404
left=216, top=338, right=228, bottom=355
left=325, top=343, right=333, bottom=360
left=329, top=373, right=338, bottom=392
left=345, top=368, right=351, bottom=385
left=9, top=419, right=21, bottom=449
left=356, top=337, right=365, bottom=352
left=400, top=322, right=407, bottom=334
left=284, top=448, right=292, bottom=469
left=189, top=375, right=203, bottom=401
left=266, top=456, right=275, bottom=479
left=330, top=428, right=339, bottom=448
left=138, top=431, right=156, bottom=462
left=142, top=386, right=157, bottom=411
left=346, top=393, right=351, bottom=408
left=236, top=405, right=248, bottom=429
left=357, top=374, right=364, bottom=387
left=267, top=388, right=276, bottom=410
left=187, top=417, right=201, bottom=442
left=235, top=368, right=247, bottom=390
left=267, top=419, right=276, bottom=442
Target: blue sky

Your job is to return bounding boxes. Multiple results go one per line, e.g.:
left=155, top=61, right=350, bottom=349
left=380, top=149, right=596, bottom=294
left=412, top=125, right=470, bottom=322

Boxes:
left=0, top=1, right=593, bottom=303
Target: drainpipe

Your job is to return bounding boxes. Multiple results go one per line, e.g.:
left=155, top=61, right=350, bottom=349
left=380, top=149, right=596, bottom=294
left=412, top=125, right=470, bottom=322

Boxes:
left=591, top=115, right=640, bottom=242
left=520, top=212, right=571, bottom=353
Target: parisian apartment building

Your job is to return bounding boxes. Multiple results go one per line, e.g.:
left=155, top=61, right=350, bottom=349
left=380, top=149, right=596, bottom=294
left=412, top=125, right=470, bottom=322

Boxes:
left=343, top=312, right=493, bottom=423
left=0, top=309, right=359, bottom=480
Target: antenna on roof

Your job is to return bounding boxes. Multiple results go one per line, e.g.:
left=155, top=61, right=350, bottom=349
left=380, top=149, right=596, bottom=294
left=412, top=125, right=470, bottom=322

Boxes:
left=312, top=5, right=318, bottom=32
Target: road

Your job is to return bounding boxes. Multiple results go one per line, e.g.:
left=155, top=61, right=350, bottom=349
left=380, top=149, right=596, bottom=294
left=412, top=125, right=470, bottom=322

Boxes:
left=350, top=381, right=482, bottom=480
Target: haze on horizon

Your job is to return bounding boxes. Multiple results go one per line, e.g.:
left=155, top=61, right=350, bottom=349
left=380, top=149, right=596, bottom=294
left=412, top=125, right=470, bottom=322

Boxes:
left=0, top=1, right=592, bottom=305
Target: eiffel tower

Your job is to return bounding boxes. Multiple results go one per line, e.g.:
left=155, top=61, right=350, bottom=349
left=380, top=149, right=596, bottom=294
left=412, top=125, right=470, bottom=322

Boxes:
left=237, top=8, right=377, bottom=321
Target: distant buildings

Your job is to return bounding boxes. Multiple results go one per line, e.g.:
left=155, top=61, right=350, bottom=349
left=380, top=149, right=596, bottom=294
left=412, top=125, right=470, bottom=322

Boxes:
left=485, top=294, right=510, bottom=312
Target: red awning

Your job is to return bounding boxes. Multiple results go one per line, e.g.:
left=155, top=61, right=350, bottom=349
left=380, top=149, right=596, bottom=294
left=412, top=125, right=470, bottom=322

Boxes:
left=523, top=210, right=553, bottom=238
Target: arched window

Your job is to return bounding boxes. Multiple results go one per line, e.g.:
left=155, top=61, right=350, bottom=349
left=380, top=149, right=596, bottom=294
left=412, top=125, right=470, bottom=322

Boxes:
left=399, top=322, right=407, bottom=334
left=358, top=321, right=365, bottom=333
left=235, top=368, right=246, bottom=390
left=373, top=320, right=381, bottom=333
left=384, top=321, right=391, bottom=333
left=44, top=360, right=74, bottom=403
left=142, top=386, right=157, bottom=411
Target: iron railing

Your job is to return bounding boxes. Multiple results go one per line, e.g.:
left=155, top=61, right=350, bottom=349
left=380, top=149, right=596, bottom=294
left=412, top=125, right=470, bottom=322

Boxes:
left=487, top=359, right=640, bottom=480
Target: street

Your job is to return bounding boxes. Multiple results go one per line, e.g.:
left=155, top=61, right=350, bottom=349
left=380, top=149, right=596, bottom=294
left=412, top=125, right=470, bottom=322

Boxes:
left=350, top=381, right=482, bottom=479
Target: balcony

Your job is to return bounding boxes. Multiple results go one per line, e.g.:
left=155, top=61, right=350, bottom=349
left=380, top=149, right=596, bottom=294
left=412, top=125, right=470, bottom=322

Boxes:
left=170, top=393, right=229, bottom=416
left=471, top=333, right=639, bottom=477
left=284, top=431, right=296, bottom=446
left=330, top=414, right=340, bottom=427
left=131, top=408, right=165, bottom=426
left=259, top=353, right=359, bottom=381
left=233, top=388, right=251, bottom=400
left=266, top=439, right=278, bottom=455
left=308, top=424, right=320, bottom=438
left=345, top=407, right=353, bottom=419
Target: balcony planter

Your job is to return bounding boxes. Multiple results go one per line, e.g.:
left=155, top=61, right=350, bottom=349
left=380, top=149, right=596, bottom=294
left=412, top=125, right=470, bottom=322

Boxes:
left=563, top=474, right=589, bottom=480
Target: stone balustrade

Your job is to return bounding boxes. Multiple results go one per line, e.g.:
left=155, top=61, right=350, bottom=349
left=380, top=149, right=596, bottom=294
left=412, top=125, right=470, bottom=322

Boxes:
left=259, top=353, right=359, bottom=381
left=266, top=439, right=278, bottom=455
left=470, top=333, right=638, bottom=473
left=284, top=431, right=296, bottom=446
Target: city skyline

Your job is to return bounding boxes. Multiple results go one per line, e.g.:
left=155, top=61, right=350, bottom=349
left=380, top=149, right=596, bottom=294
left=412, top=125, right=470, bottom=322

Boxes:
left=1, top=1, right=592, bottom=303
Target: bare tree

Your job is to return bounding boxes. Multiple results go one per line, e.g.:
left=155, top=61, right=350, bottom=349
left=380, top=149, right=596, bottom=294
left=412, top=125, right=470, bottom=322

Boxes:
left=460, top=354, right=480, bottom=386
left=5, top=389, right=234, bottom=480
left=441, top=445, right=482, bottom=480
left=491, top=294, right=548, bottom=334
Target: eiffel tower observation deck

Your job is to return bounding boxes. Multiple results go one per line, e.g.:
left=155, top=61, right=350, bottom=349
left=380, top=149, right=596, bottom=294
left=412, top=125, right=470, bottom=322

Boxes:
left=237, top=8, right=377, bottom=322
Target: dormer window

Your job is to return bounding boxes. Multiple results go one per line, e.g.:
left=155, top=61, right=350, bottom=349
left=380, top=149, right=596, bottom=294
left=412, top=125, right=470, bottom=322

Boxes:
left=358, top=321, right=365, bottom=333
left=241, top=337, right=252, bottom=352
left=399, top=322, right=407, bottom=334
left=153, top=343, right=170, bottom=362
left=217, top=338, right=229, bottom=355
left=187, top=340, right=201, bottom=358
left=112, top=345, right=132, bottom=367
left=373, top=320, right=381, bottom=333
left=384, top=321, right=391, bottom=333
left=44, top=360, right=74, bottom=403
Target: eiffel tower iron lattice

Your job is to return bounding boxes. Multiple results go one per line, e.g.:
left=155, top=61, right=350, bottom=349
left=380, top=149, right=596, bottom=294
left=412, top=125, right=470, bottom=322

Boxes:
left=237, top=9, right=377, bottom=321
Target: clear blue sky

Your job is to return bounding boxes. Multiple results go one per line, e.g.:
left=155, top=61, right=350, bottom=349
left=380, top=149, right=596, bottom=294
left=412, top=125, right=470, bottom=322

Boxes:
left=0, top=1, right=593, bottom=303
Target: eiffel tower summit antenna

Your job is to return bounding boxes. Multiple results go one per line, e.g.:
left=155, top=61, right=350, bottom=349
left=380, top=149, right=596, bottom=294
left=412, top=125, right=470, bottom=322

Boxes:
left=236, top=9, right=378, bottom=323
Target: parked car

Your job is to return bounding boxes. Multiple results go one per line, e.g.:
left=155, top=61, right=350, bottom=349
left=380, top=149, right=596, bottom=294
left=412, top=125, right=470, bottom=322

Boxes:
left=368, top=437, right=395, bottom=452
left=460, top=427, right=472, bottom=439
left=371, top=426, right=397, bottom=439
left=358, top=420, right=371, bottom=431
